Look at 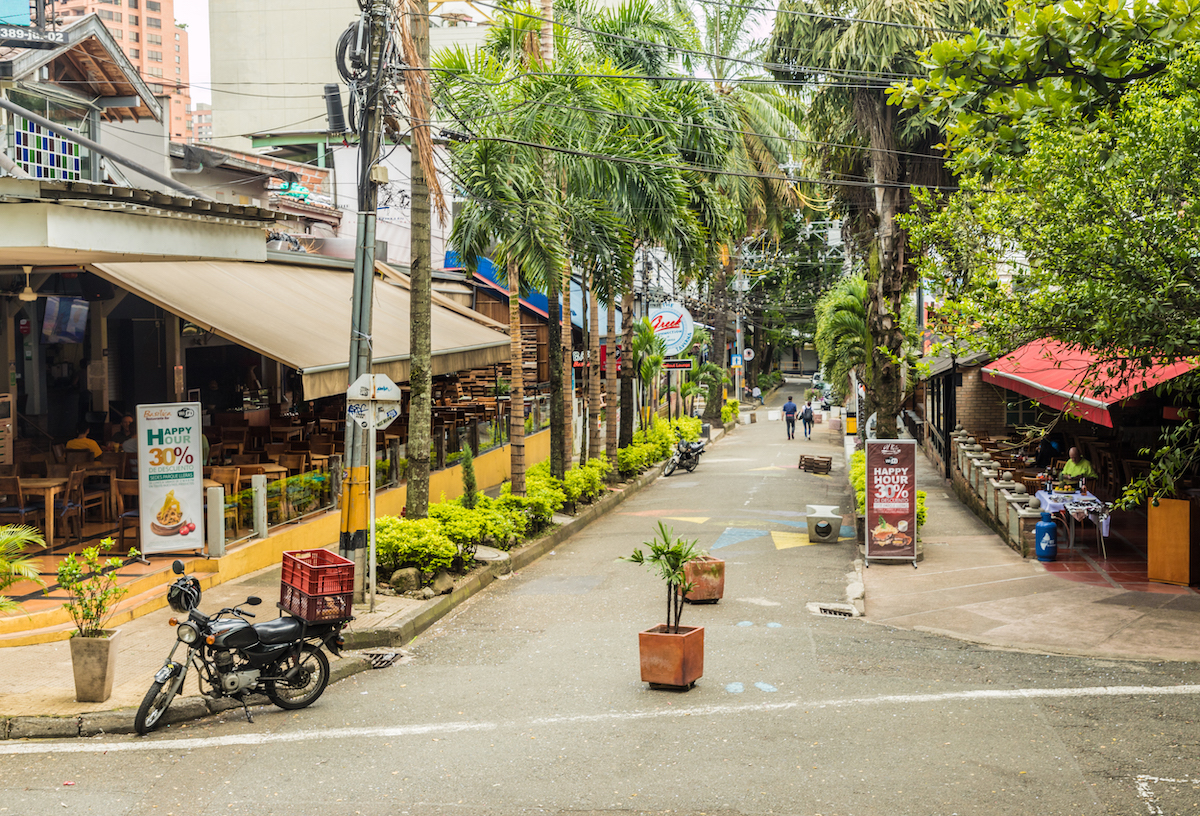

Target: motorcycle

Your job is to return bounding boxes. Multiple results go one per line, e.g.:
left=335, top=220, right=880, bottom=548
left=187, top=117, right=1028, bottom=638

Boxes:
left=134, top=560, right=351, bottom=735
left=663, top=428, right=706, bottom=476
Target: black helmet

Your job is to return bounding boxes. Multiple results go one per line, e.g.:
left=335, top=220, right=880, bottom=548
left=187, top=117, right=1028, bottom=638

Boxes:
left=168, top=577, right=202, bottom=613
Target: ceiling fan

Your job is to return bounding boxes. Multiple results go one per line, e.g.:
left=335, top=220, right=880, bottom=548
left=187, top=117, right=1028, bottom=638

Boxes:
left=17, top=266, right=41, bottom=302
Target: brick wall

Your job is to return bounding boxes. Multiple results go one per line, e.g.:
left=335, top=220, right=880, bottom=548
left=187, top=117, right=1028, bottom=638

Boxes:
left=956, top=365, right=1009, bottom=439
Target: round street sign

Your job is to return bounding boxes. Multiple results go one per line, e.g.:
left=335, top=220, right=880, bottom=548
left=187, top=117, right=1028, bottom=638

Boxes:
left=743, top=347, right=755, bottom=362
left=649, top=303, right=695, bottom=357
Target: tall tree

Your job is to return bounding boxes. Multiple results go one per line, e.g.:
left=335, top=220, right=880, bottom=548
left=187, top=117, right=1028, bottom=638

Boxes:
left=768, top=0, right=1006, bottom=437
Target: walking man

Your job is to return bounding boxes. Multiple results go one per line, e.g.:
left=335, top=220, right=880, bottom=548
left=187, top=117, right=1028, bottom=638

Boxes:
left=782, top=396, right=798, bottom=440
left=801, top=400, right=814, bottom=439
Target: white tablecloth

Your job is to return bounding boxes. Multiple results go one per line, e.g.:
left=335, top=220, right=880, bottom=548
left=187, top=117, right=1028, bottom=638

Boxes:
left=1035, top=490, right=1111, bottom=537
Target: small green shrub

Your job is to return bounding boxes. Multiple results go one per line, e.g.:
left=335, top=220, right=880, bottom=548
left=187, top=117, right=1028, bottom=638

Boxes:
left=460, top=444, right=478, bottom=509
left=375, top=516, right=457, bottom=575
left=721, top=399, right=739, bottom=423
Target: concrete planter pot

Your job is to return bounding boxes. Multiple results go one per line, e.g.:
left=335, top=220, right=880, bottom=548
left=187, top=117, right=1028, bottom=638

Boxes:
left=639, top=624, right=704, bottom=691
left=69, top=629, right=121, bottom=703
left=681, top=556, right=725, bottom=604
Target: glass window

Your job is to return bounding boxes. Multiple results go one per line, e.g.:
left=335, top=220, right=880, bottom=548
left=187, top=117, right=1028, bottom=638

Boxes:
left=146, top=16, right=160, bottom=28
left=7, top=92, right=91, bottom=182
left=147, top=67, right=162, bottom=77
left=97, top=9, right=114, bottom=19
left=146, top=0, right=160, bottom=9
left=128, top=14, right=137, bottom=24
left=128, top=47, right=139, bottom=57
left=146, top=32, right=161, bottom=44
left=111, top=28, right=122, bottom=38
left=129, top=31, right=138, bottom=41
left=1005, top=398, right=1040, bottom=428
left=174, top=55, right=180, bottom=63
left=128, top=0, right=138, bottom=7
left=148, top=50, right=161, bottom=61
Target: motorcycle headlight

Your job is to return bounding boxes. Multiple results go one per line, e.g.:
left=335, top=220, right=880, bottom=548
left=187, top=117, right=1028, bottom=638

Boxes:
left=177, top=622, right=200, bottom=644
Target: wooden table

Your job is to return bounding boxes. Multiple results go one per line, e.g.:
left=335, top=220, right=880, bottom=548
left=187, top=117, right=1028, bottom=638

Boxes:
left=269, top=424, right=304, bottom=442
left=237, top=463, right=289, bottom=489
left=21, top=477, right=68, bottom=545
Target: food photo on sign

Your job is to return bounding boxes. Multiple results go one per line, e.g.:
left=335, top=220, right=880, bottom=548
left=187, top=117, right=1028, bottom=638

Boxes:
left=137, top=402, right=205, bottom=552
left=864, top=440, right=917, bottom=561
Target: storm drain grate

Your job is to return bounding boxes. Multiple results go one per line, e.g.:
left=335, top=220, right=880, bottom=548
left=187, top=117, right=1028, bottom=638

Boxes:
left=805, top=601, right=860, bottom=618
left=818, top=606, right=853, bottom=617
left=363, top=651, right=402, bottom=669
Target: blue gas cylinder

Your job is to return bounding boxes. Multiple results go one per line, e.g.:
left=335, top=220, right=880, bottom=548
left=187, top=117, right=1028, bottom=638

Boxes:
left=1035, top=511, right=1058, bottom=562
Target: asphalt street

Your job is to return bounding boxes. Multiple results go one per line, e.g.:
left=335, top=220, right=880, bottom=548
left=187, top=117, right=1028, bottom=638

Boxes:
left=2, top=408, right=1199, bottom=816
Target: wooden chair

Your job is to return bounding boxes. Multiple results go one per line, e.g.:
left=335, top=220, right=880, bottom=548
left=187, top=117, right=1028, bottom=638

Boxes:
left=51, top=470, right=86, bottom=546
left=0, top=476, right=45, bottom=529
left=263, top=443, right=288, bottom=463
left=47, top=463, right=72, bottom=479
left=51, top=444, right=66, bottom=464
left=1021, top=476, right=1044, bottom=495
left=220, top=427, right=248, bottom=456
left=115, top=479, right=140, bottom=553
left=65, top=450, right=94, bottom=468
left=308, top=442, right=334, bottom=471
left=208, top=467, right=242, bottom=537
left=19, top=459, right=46, bottom=478
left=278, top=453, right=308, bottom=478
left=231, top=453, right=262, bottom=466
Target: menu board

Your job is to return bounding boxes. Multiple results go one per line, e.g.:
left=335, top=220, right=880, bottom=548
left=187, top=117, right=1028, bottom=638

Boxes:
left=137, top=402, right=205, bottom=553
left=864, top=439, right=918, bottom=564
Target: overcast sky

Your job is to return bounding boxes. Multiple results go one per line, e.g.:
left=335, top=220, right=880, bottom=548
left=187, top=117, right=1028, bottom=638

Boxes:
left=173, top=1, right=776, bottom=109
left=174, top=0, right=210, bottom=104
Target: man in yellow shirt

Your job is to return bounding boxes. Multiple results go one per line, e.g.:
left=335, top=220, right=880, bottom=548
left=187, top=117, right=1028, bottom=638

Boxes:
left=65, top=424, right=102, bottom=460
left=1061, top=447, right=1098, bottom=479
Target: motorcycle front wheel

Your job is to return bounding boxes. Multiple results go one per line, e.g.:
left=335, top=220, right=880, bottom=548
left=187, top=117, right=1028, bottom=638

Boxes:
left=664, top=459, right=677, bottom=476
left=266, top=644, right=330, bottom=710
left=134, top=671, right=184, bottom=735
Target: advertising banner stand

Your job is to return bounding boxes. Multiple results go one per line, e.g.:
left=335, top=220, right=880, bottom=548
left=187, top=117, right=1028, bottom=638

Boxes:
left=863, top=438, right=918, bottom=568
left=137, top=402, right=205, bottom=557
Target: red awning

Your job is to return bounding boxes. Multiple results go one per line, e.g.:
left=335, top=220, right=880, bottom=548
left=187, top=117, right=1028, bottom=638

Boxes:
left=981, top=340, right=1197, bottom=427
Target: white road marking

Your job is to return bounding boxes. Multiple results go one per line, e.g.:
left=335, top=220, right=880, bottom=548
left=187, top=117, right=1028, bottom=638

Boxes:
left=1135, top=775, right=1200, bottom=815
left=3, top=684, right=1200, bottom=756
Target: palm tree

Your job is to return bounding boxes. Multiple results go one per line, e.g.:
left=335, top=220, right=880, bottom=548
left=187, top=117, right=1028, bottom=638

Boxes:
left=813, top=275, right=870, bottom=403
left=767, top=0, right=1007, bottom=436
left=652, top=0, right=804, bottom=424
left=0, top=525, right=45, bottom=615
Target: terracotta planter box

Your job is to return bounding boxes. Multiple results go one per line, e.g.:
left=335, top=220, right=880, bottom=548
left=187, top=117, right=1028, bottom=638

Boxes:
left=69, top=629, right=121, bottom=703
left=681, top=556, right=724, bottom=604
left=639, top=624, right=704, bottom=690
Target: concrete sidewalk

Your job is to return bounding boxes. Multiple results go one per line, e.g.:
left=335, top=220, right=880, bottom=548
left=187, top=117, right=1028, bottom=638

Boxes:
left=859, top=439, right=1200, bottom=662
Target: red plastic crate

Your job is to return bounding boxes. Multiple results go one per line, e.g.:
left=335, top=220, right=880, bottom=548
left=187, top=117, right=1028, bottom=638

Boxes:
left=280, top=583, right=353, bottom=622
left=282, top=549, right=355, bottom=596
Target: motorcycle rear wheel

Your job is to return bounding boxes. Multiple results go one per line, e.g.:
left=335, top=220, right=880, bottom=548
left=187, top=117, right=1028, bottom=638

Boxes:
left=664, top=460, right=677, bottom=476
left=266, top=644, right=330, bottom=710
left=134, top=672, right=183, bottom=735
left=685, top=460, right=698, bottom=472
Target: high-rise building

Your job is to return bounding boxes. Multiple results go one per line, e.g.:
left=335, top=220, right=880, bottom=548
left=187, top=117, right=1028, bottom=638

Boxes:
left=53, top=0, right=193, bottom=142
left=191, top=102, right=212, bottom=142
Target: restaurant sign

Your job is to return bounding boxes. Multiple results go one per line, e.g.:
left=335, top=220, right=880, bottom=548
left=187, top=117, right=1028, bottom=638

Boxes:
left=137, top=402, right=205, bottom=554
left=864, top=438, right=918, bottom=566
left=649, top=303, right=695, bottom=357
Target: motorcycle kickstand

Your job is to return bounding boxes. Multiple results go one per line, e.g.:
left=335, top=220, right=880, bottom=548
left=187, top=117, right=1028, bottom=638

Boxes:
left=234, top=694, right=254, bottom=724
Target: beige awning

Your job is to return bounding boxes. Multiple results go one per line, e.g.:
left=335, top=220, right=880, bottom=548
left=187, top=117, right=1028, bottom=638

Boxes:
left=91, top=259, right=510, bottom=400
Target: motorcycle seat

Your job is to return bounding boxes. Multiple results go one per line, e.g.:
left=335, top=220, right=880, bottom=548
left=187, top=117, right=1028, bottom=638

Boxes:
left=687, top=442, right=705, bottom=452
left=254, top=616, right=304, bottom=645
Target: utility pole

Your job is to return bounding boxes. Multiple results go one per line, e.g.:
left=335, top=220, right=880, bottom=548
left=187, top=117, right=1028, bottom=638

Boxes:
left=406, top=0, right=433, bottom=518
left=340, top=0, right=388, bottom=603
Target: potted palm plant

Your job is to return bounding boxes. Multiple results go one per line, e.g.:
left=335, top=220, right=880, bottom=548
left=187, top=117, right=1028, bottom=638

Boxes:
left=0, top=524, right=46, bottom=614
left=57, top=539, right=138, bottom=703
left=624, top=522, right=705, bottom=691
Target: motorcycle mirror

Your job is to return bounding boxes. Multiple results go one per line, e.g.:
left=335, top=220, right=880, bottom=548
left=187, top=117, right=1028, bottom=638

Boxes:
left=172, top=560, right=185, bottom=575
left=246, top=596, right=262, bottom=606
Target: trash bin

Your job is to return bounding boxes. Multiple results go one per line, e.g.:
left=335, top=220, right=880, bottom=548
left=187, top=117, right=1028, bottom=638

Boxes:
left=701, top=423, right=712, bottom=439
left=845, top=410, right=857, bottom=435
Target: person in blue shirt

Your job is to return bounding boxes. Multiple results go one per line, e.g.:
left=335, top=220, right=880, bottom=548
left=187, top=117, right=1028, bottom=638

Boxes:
left=782, top=396, right=798, bottom=440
